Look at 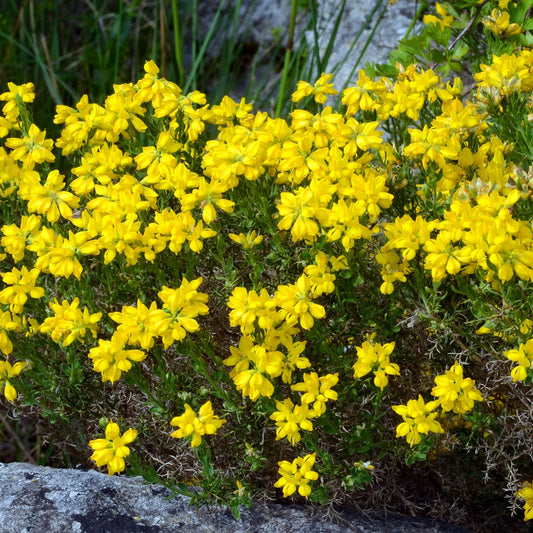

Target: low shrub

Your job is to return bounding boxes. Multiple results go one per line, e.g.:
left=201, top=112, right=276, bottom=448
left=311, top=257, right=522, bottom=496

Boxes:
left=0, top=1, right=532, bottom=529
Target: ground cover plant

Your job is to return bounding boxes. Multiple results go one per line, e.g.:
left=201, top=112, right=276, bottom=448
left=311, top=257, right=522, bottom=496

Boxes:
left=0, top=0, right=533, bottom=530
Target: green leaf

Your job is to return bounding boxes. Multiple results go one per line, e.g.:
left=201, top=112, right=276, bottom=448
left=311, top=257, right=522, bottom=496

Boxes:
left=451, top=42, right=469, bottom=59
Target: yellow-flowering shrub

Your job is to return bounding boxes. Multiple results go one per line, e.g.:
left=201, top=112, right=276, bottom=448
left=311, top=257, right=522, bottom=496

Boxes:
left=1, top=1, right=533, bottom=528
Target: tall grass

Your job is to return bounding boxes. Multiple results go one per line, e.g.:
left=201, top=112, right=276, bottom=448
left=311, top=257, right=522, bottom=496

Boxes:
left=0, top=0, right=397, bottom=123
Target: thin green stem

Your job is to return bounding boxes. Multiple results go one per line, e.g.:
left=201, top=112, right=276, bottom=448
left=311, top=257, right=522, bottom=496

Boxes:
left=404, top=0, right=429, bottom=39
left=113, top=0, right=124, bottom=83
left=183, top=0, right=226, bottom=94
left=275, top=0, right=298, bottom=118
left=339, top=0, right=388, bottom=97
left=171, top=0, right=184, bottom=85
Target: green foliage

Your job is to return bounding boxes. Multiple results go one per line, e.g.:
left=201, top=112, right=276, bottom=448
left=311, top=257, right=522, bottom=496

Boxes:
left=1, top=0, right=533, bottom=530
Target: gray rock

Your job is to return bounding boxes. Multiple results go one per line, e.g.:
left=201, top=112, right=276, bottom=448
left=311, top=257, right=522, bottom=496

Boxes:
left=0, top=462, right=470, bottom=533
left=302, top=0, right=420, bottom=91
left=197, top=0, right=418, bottom=100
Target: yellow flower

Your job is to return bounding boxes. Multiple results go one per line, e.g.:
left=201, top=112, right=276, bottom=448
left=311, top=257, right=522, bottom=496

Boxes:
left=22, top=170, right=79, bottom=222
left=157, top=277, right=209, bottom=348
left=275, top=275, right=326, bottom=330
left=39, top=298, right=101, bottom=347
left=183, top=215, right=217, bottom=253
left=228, top=230, right=263, bottom=249
left=109, top=300, right=167, bottom=350
left=88, top=331, right=146, bottom=383
left=341, top=70, right=381, bottom=116
left=5, top=123, right=55, bottom=169
left=375, top=249, right=410, bottom=294
left=474, top=50, right=533, bottom=96
left=303, top=251, right=336, bottom=297
left=95, top=215, right=143, bottom=266
left=70, top=142, right=134, bottom=197
left=47, top=230, right=101, bottom=280
left=228, top=287, right=276, bottom=333
left=291, top=106, right=343, bottom=148
left=352, top=340, right=399, bottom=389
left=1, top=214, right=42, bottom=263
left=483, top=9, right=522, bottom=37
left=223, top=335, right=283, bottom=401
left=337, top=118, right=384, bottom=155
left=0, top=310, right=22, bottom=355
left=207, top=94, right=253, bottom=125
left=292, top=73, right=337, bottom=104
left=202, top=134, right=263, bottom=183
left=423, top=3, right=453, bottom=30
left=170, top=401, right=226, bottom=447
left=277, top=188, right=322, bottom=242
left=340, top=167, right=393, bottom=222
left=270, top=398, right=314, bottom=445
left=274, top=453, right=318, bottom=498
left=0, top=82, right=35, bottom=122
left=424, top=230, right=463, bottom=282
left=392, top=395, right=444, bottom=447
left=324, top=198, right=375, bottom=251
left=0, top=265, right=44, bottom=314
left=134, top=130, right=179, bottom=179
left=504, top=340, right=533, bottom=382
left=278, top=134, right=327, bottom=185
left=232, top=365, right=275, bottom=401
left=383, top=214, right=434, bottom=261
left=517, top=481, right=533, bottom=521
left=181, top=177, right=235, bottom=224
left=0, top=359, right=25, bottom=402
left=291, top=372, right=338, bottom=416
left=105, top=82, right=147, bottom=138
left=89, top=420, right=137, bottom=476
left=54, top=95, right=115, bottom=153
left=431, top=362, right=483, bottom=414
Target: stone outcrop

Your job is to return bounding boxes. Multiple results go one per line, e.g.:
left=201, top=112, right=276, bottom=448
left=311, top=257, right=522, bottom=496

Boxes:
left=0, top=462, right=470, bottom=533
left=302, top=0, right=419, bottom=90
left=198, top=0, right=418, bottom=98
left=0, top=4, right=472, bottom=533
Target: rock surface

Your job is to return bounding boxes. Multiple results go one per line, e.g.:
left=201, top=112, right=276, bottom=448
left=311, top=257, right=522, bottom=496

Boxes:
left=304, top=0, right=419, bottom=90
left=0, top=462, right=471, bottom=533
left=199, top=0, right=418, bottom=98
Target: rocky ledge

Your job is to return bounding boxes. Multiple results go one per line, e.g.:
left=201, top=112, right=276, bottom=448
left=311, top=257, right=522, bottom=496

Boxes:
left=0, top=462, right=471, bottom=533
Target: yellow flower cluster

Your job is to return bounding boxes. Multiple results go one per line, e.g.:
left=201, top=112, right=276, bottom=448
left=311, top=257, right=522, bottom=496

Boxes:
left=0, top=359, right=25, bottom=402
left=0, top=266, right=44, bottom=314
left=224, top=252, right=344, bottom=447
left=170, top=401, right=226, bottom=447
left=224, top=267, right=338, bottom=393
left=423, top=3, right=454, bottom=31
left=228, top=230, right=263, bottom=249
left=0, top=25, right=531, bottom=514
left=39, top=297, right=101, bottom=347
left=0, top=82, right=34, bottom=123
left=109, top=277, right=208, bottom=350
left=88, top=331, right=146, bottom=384
left=87, top=277, right=209, bottom=383
left=517, top=481, right=533, bottom=521
left=393, top=361, right=483, bottom=447
left=431, top=361, right=484, bottom=414
left=89, top=420, right=137, bottom=476
left=504, top=339, right=533, bottom=382
left=483, top=8, right=522, bottom=38
left=0, top=310, right=22, bottom=355
left=352, top=340, right=399, bottom=389
left=274, top=453, right=318, bottom=498
left=392, top=395, right=444, bottom=447
left=292, top=73, right=338, bottom=104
